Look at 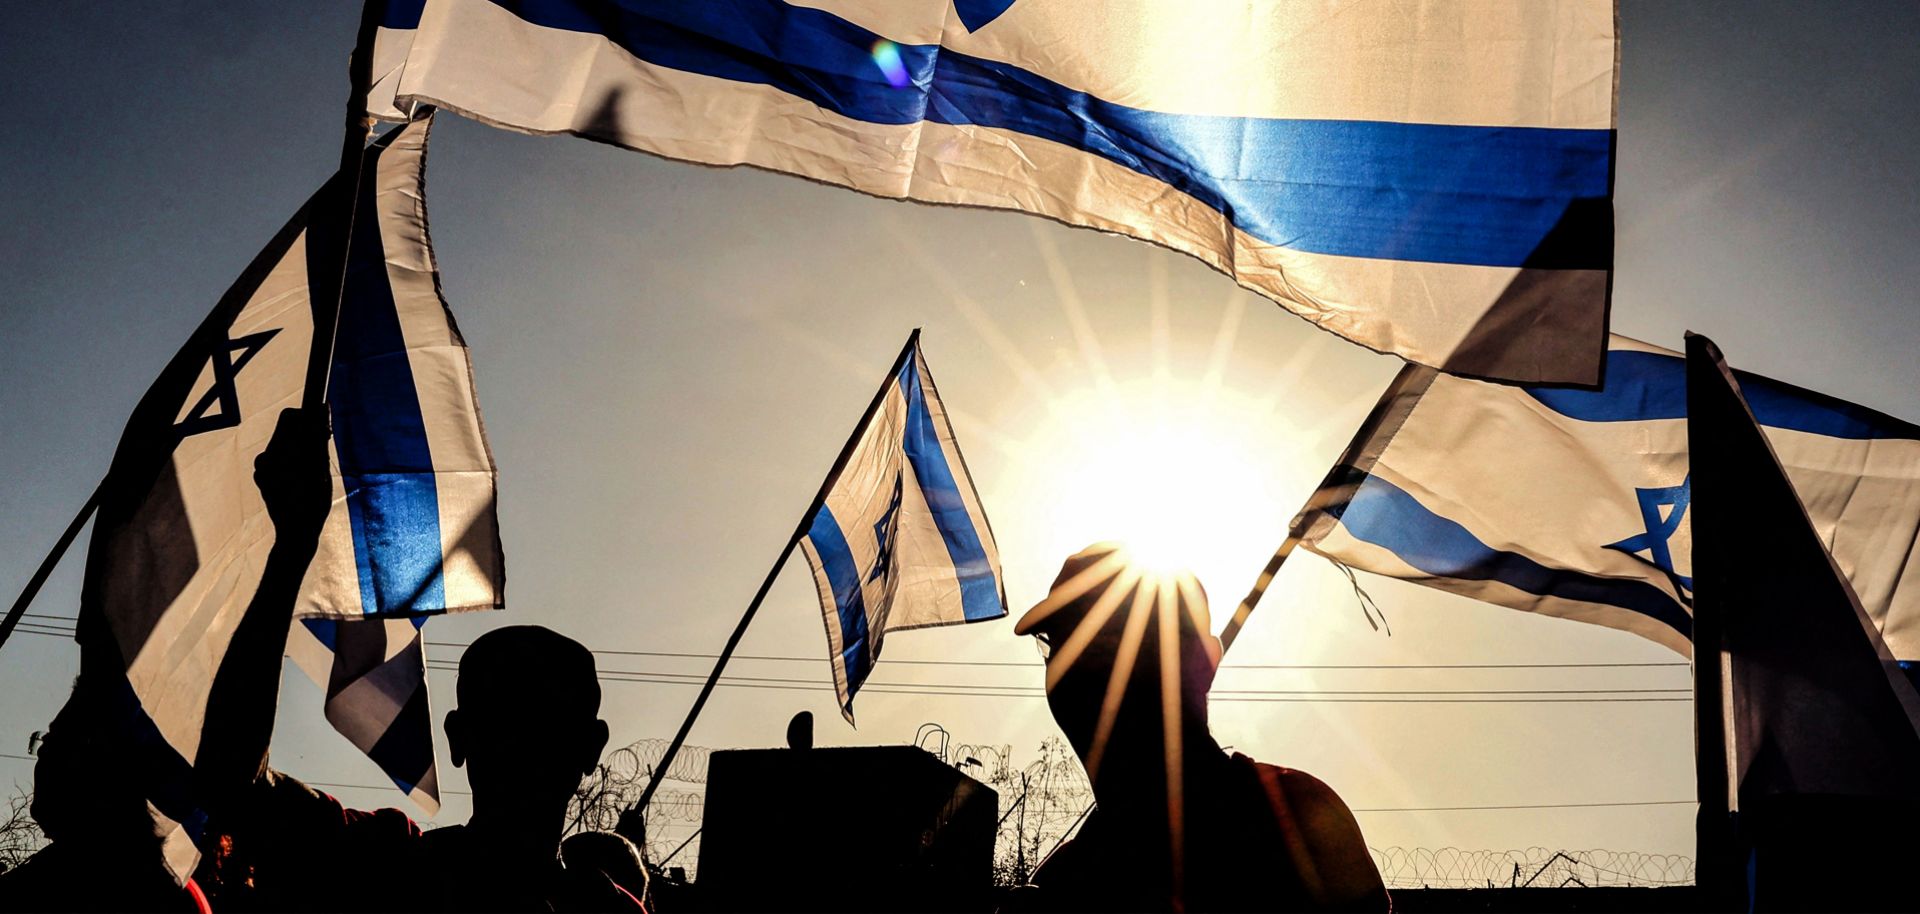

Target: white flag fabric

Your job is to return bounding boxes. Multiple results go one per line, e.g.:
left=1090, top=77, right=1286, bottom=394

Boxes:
left=797, top=333, right=1005, bottom=722
left=370, top=0, right=1617, bottom=384
left=1294, top=335, right=1920, bottom=660
left=362, top=5, right=420, bottom=122
left=78, top=115, right=496, bottom=876
left=287, top=617, right=440, bottom=813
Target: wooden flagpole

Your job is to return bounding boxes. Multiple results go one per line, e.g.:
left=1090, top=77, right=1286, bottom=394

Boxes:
left=625, top=330, right=923, bottom=819
left=1216, top=534, right=1299, bottom=654
left=1219, top=366, right=1431, bottom=655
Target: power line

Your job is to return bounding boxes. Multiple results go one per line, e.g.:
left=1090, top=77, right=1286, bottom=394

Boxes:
left=421, top=659, right=1688, bottom=702
left=1351, top=800, right=1694, bottom=813
left=15, top=619, right=1689, bottom=701
left=421, top=641, right=1687, bottom=672
left=18, top=612, right=1689, bottom=671
left=426, top=670, right=1689, bottom=704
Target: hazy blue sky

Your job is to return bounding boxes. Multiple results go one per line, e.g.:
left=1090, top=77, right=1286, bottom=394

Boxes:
left=4, top=1, right=1918, bottom=867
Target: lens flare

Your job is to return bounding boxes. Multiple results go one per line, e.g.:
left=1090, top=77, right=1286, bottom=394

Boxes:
left=1011, top=377, right=1285, bottom=599
left=870, top=40, right=910, bottom=88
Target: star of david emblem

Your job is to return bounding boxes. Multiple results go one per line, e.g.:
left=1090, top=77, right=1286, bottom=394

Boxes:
left=173, top=328, right=281, bottom=440
left=1604, top=475, right=1693, bottom=591
left=953, top=0, right=1016, bottom=32
left=868, top=472, right=905, bottom=584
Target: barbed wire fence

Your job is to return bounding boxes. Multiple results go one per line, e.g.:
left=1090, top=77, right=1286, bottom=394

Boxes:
left=565, top=739, right=715, bottom=876
left=561, top=726, right=1694, bottom=892
left=922, top=724, right=1093, bottom=887
left=1368, top=846, right=1694, bottom=889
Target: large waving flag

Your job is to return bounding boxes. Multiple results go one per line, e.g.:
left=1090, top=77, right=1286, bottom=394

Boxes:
left=798, top=331, right=1005, bottom=722
left=76, top=115, right=496, bottom=876
left=1292, top=335, right=1920, bottom=660
left=370, top=0, right=1617, bottom=384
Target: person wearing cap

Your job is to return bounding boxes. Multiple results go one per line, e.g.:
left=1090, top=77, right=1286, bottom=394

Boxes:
left=1008, top=543, right=1389, bottom=913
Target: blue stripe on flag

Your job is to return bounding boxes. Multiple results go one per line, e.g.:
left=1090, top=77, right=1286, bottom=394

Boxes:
left=807, top=504, right=873, bottom=696
left=302, top=618, right=339, bottom=652
left=384, top=0, right=427, bottom=28
left=475, top=0, right=1612, bottom=268
left=1526, top=350, right=1920, bottom=440
left=1329, top=469, right=1693, bottom=639
left=899, top=353, right=1002, bottom=621
left=364, top=676, right=435, bottom=794
left=328, top=148, right=447, bottom=615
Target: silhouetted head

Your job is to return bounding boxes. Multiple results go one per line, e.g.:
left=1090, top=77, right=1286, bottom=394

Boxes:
left=446, top=626, right=609, bottom=822
left=560, top=830, right=649, bottom=901
left=1015, top=543, right=1222, bottom=786
left=31, top=676, right=160, bottom=845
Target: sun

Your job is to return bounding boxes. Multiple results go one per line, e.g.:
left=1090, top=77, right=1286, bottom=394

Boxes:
left=1004, top=373, right=1292, bottom=614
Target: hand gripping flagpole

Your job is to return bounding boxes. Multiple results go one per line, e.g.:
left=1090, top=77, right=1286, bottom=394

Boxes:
left=622, top=330, right=924, bottom=829
left=0, top=4, right=384, bottom=659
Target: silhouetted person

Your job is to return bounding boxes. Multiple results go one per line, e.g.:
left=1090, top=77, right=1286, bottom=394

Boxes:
left=1008, top=543, right=1389, bottom=913
left=0, top=680, right=211, bottom=913
left=208, top=624, right=638, bottom=912
left=133, top=408, right=640, bottom=911
left=1, top=408, right=333, bottom=914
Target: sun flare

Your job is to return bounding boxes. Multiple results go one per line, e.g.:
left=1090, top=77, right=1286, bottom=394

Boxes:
left=1006, top=375, right=1292, bottom=610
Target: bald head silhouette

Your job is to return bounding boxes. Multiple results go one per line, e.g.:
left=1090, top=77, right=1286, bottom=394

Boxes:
left=446, top=625, right=609, bottom=828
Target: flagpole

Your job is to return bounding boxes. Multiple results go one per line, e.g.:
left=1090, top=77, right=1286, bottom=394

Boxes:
left=1219, top=366, right=1430, bottom=655
left=0, top=485, right=102, bottom=654
left=624, top=330, right=924, bottom=822
left=1217, top=535, right=1299, bottom=654
left=304, top=0, right=386, bottom=411
left=1684, top=333, right=1737, bottom=912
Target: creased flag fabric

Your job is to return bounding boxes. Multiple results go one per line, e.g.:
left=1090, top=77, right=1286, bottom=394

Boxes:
left=1293, top=335, right=1920, bottom=660
left=288, top=617, right=440, bottom=813
left=372, top=0, right=1618, bottom=384
left=76, top=115, right=496, bottom=877
left=363, top=3, right=421, bottom=122
left=797, top=334, right=1005, bottom=722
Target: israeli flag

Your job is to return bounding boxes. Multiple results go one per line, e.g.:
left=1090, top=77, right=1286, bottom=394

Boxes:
left=80, top=115, right=496, bottom=876
left=798, top=333, right=1005, bottom=722
left=1295, top=336, right=1920, bottom=661
left=369, top=0, right=1617, bottom=385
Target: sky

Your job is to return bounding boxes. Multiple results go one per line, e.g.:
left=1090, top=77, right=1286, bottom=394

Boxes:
left=4, top=0, right=1920, bottom=872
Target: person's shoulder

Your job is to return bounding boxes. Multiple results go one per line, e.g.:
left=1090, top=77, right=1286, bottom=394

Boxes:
left=1231, top=754, right=1391, bottom=911
left=250, top=768, right=424, bottom=850
left=1236, top=755, right=1350, bottom=808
